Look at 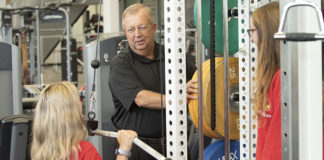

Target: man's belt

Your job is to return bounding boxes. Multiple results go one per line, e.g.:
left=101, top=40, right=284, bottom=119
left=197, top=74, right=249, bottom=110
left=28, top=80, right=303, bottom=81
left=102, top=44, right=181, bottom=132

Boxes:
left=139, top=137, right=166, bottom=145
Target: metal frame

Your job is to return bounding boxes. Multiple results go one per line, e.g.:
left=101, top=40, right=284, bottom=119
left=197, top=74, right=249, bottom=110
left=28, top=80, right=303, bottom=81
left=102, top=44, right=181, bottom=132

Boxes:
left=11, top=44, right=23, bottom=115
left=279, top=0, right=322, bottom=159
left=164, top=0, right=187, bottom=159
left=0, top=13, right=13, bottom=44
left=239, top=1, right=280, bottom=160
left=35, top=7, right=42, bottom=86
left=34, top=6, right=72, bottom=85
left=0, top=10, right=13, bottom=44
left=222, top=0, right=230, bottom=159
left=238, top=0, right=267, bottom=159
left=0, top=42, right=23, bottom=118
left=195, top=0, right=204, bottom=159
left=29, top=27, right=36, bottom=83
left=279, top=2, right=299, bottom=159
left=58, top=7, right=71, bottom=82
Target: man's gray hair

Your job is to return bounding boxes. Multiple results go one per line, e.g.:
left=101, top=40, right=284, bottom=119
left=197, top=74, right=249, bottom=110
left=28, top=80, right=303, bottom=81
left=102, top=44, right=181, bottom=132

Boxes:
left=122, top=3, right=155, bottom=28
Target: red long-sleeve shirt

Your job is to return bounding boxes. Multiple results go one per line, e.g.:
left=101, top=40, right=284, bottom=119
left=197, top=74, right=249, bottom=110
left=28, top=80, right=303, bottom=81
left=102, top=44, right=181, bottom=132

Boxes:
left=77, top=141, right=102, bottom=160
left=256, top=69, right=281, bottom=160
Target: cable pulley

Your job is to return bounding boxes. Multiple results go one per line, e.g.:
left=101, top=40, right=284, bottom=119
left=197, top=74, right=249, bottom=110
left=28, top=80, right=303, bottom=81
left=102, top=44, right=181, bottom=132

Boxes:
left=87, top=111, right=98, bottom=136
left=86, top=0, right=102, bottom=136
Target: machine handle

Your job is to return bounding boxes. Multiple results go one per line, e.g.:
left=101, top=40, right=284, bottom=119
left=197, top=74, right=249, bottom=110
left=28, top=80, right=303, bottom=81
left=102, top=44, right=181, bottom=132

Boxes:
left=92, top=130, right=171, bottom=160
left=274, top=0, right=324, bottom=41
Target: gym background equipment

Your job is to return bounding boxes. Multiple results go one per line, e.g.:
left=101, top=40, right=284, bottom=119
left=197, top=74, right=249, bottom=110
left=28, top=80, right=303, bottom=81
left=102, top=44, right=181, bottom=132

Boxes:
left=83, top=34, right=126, bottom=159
left=0, top=42, right=22, bottom=119
left=0, top=114, right=33, bottom=160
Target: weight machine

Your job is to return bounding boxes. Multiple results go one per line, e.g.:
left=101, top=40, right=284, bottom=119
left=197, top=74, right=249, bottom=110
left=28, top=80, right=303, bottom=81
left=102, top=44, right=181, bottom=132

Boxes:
left=1, top=0, right=316, bottom=159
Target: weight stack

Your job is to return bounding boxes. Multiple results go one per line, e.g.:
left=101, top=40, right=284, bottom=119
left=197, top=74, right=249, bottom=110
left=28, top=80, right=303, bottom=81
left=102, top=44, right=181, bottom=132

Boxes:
left=61, top=38, right=78, bottom=83
left=0, top=42, right=22, bottom=119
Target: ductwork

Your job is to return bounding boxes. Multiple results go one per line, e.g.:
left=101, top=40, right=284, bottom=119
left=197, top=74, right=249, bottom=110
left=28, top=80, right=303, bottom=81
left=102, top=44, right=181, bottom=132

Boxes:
left=6, top=0, right=99, bottom=9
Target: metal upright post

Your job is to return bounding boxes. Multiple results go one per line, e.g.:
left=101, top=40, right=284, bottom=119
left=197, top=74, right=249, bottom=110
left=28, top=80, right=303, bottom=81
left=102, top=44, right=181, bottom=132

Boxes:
left=29, top=27, right=35, bottom=83
left=279, top=2, right=299, bottom=159
left=35, top=7, right=42, bottom=87
left=0, top=10, right=3, bottom=41
left=164, top=0, right=188, bottom=159
left=278, top=0, right=323, bottom=159
left=222, top=0, right=230, bottom=159
left=195, top=0, right=204, bottom=159
left=0, top=10, right=13, bottom=45
left=239, top=0, right=259, bottom=159
left=59, top=7, right=71, bottom=82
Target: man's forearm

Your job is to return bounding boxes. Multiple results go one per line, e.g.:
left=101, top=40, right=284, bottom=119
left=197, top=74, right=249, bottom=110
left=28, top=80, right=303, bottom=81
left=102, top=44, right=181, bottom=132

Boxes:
left=134, top=90, right=166, bottom=109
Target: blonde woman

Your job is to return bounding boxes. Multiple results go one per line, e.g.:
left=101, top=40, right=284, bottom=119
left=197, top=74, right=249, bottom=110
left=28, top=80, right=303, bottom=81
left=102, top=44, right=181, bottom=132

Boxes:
left=31, top=82, right=137, bottom=160
left=249, top=2, right=281, bottom=160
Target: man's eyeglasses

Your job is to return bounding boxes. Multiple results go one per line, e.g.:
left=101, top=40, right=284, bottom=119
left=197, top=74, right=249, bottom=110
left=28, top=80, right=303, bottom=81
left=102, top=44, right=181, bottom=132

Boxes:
left=247, top=28, right=257, bottom=37
left=126, top=24, right=151, bottom=34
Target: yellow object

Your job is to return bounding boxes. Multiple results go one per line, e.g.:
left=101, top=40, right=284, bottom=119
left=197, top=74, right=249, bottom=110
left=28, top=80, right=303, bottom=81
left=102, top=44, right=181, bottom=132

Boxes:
left=188, top=57, right=240, bottom=140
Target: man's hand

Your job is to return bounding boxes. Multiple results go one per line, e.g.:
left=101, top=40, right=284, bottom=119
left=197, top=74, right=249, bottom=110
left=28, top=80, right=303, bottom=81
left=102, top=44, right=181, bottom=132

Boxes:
left=186, top=79, right=198, bottom=102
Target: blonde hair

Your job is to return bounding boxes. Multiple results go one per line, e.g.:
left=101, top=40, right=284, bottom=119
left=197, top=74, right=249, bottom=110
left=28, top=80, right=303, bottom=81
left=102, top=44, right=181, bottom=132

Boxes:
left=31, top=82, right=88, bottom=160
left=122, top=3, right=155, bottom=28
left=252, top=2, right=280, bottom=115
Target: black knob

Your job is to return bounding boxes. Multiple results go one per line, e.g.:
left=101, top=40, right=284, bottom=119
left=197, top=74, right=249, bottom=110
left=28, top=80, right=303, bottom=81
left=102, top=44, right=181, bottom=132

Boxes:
left=91, top=59, right=100, bottom=69
left=228, top=8, right=238, bottom=18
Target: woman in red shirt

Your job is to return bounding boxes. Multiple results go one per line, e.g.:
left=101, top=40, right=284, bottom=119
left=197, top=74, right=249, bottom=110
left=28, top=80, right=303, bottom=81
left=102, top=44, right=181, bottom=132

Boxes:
left=31, top=82, right=137, bottom=160
left=249, top=2, right=281, bottom=160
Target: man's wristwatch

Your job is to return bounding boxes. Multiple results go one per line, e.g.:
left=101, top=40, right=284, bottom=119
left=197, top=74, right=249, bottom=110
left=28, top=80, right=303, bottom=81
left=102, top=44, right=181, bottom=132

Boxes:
left=115, top=149, right=131, bottom=158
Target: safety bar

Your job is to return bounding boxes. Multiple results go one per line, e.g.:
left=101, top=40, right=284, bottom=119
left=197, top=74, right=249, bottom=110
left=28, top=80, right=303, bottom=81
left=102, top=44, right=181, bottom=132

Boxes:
left=92, top=130, right=171, bottom=160
left=274, top=0, right=324, bottom=41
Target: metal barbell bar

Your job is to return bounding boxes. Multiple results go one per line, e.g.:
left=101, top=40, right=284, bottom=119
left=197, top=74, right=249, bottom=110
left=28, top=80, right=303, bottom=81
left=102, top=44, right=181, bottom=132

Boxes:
left=92, top=130, right=170, bottom=160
